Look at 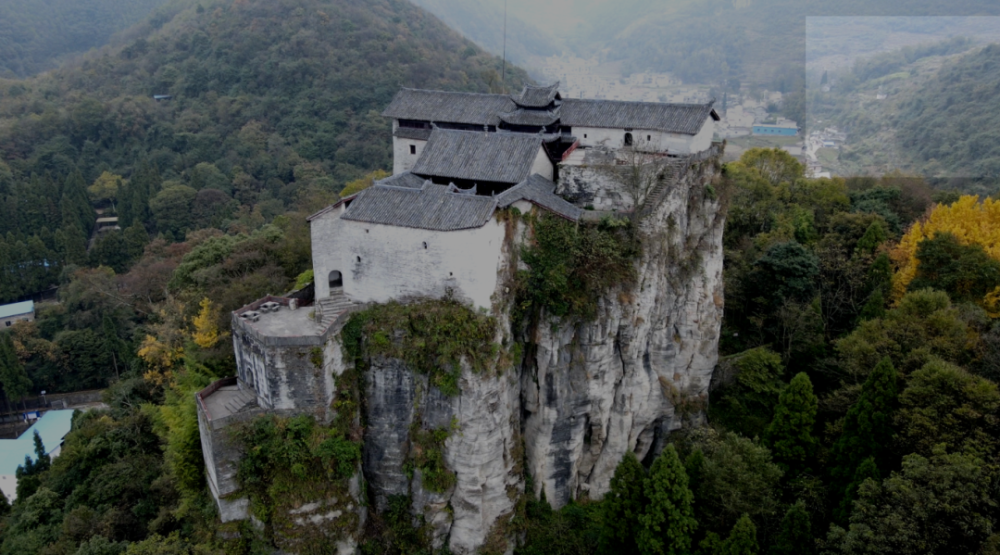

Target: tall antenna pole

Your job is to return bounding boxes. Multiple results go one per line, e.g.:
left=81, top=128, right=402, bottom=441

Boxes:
left=501, top=0, right=508, bottom=94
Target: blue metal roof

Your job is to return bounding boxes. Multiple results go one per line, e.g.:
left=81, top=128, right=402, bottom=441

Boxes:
left=0, top=410, right=75, bottom=477
left=0, top=300, right=34, bottom=320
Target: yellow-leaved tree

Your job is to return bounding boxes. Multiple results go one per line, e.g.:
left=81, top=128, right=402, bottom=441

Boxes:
left=191, top=297, right=225, bottom=349
left=891, top=195, right=1000, bottom=305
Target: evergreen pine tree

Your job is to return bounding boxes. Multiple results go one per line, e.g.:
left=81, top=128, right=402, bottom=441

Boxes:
left=769, top=501, right=813, bottom=555
left=835, top=457, right=880, bottom=524
left=830, top=357, right=897, bottom=522
left=123, top=222, right=150, bottom=262
left=602, top=450, right=647, bottom=554
left=638, top=444, right=697, bottom=555
left=722, top=514, right=758, bottom=555
left=763, top=372, right=818, bottom=476
left=15, top=430, right=49, bottom=500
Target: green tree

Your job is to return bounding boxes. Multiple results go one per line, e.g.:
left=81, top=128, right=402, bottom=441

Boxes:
left=0, top=334, right=32, bottom=409
left=908, top=232, right=1000, bottom=306
left=123, top=222, right=150, bottom=261
left=769, top=501, right=813, bottom=555
left=830, top=357, right=898, bottom=522
left=722, top=514, right=758, bottom=555
left=763, top=372, right=818, bottom=476
left=638, top=444, right=697, bottom=555
left=895, top=359, right=1000, bottom=459
left=90, top=231, right=130, bottom=273
left=15, top=430, right=50, bottom=500
left=150, top=185, right=196, bottom=240
left=602, top=451, right=647, bottom=554
left=825, top=449, right=995, bottom=555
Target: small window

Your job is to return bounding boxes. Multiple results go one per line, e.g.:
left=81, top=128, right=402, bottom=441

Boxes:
left=409, top=144, right=416, bottom=155
left=329, top=271, right=343, bottom=289
left=624, top=133, right=633, bottom=146
left=5, top=322, right=10, bottom=327
left=647, top=135, right=651, bottom=141
left=583, top=134, right=587, bottom=139
left=356, top=256, right=361, bottom=263
left=422, top=242, right=428, bottom=249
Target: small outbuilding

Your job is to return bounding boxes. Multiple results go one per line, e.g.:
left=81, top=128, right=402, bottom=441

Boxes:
left=0, top=410, right=75, bottom=502
left=0, top=300, right=34, bottom=328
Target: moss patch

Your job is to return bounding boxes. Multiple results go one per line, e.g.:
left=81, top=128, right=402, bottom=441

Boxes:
left=515, top=213, right=641, bottom=321
left=405, top=420, right=457, bottom=494
left=342, top=298, right=500, bottom=397
left=231, top=414, right=362, bottom=550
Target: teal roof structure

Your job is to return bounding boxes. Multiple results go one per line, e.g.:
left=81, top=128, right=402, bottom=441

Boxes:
left=0, top=300, right=34, bottom=320
left=0, top=410, right=75, bottom=476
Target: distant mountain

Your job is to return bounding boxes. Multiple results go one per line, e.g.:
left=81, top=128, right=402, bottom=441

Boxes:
left=808, top=41, right=1000, bottom=183
left=413, top=0, right=1000, bottom=93
left=0, top=0, right=173, bottom=77
left=409, top=0, right=559, bottom=65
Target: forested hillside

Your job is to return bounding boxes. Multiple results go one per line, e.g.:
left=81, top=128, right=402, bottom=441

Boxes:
left=809, top=41, right=1000, bottom=182
left=0, top=0, right=172, bottom=77
left=0, top=0, right=527, bottom=304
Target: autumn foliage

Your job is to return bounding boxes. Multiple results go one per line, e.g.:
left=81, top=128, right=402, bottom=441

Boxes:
left=891, top=195, right=1000, bottom=310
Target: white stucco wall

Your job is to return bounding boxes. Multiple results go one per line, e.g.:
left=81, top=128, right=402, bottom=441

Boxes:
left=530, top=148, right=555, bottom=181
left=392, top=136, right=427, bottom=175
left=312, top=214, right=506, bottom=310
left=572, top=116, right=715, bottom=155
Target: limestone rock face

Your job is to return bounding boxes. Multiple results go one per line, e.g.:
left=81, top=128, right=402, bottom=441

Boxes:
left=352, top=148, right=725, bottom=550
left=524, top=155, right=726, bottom=507
left=362, top=359, right=521, bottom=554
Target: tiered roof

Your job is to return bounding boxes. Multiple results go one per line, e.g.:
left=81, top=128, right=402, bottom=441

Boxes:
left=410, top=129, right=549, bottom=184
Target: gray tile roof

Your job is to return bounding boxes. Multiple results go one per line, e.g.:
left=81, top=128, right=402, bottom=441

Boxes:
left=560, top=99, right=719, bottom=135
left=496, top=174, right=582, bottom=221
left=394, top=127, right=432, bottom=141
left=411, top=129, right=547, bottom=184
left=378, top=172, right=428, bottom=189
left=498, top=107, right=561, bottom=127
left=342, top=181, right=498, bottom=231
left=512, top=82, right=560, bottom=108
left=382, top=88, right=514, bottom=126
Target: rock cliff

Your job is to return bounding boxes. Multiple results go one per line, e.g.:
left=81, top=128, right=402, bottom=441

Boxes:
left=346, top=146, right=726, bottom=552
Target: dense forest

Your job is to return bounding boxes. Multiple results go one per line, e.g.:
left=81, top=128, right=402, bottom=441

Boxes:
left=0, top=0, right=172, bottom=77
left=0, top=0, right=528, bottom=306
left=7, top=143, right=1000, bottom=554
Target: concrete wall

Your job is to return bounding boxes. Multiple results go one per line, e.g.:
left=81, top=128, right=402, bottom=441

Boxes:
left=196, top=395, right=250, bottom=522
left=2, top=311, right=33, bottom=328
left=311, top=215, right=506, bottom=310
left=572, top=116, right=715, bottom=155
left=392, top=136, right=427, bottom=175
left=232, top=326, right=337, bottom=416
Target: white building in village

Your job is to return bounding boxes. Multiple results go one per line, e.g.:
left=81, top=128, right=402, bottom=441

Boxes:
left=196, top=82, right=722, bottom=524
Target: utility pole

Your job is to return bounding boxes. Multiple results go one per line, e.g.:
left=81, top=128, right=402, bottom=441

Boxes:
left=502, top=0, right=508, bottom=94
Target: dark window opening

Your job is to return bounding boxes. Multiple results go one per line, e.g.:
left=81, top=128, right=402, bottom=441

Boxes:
left=409, top=144, right=416, bottom=155
left=583, top=134, right=588, bottom=139
left=624, top=133, right=633, bottom=146
left=422, top=242, right=428, bottom=249
left=329, top=270, right=343, bottom=289
left=356, top=256, right=361, bottom=263
left=647, top=135, right=652, bottom=141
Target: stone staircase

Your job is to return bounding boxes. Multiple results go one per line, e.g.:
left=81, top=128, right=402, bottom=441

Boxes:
left=316, top=290, right=352, bottom=328
left=640, top=158, right=689, bottom=216
left=220, top=386, right=257, bottom=416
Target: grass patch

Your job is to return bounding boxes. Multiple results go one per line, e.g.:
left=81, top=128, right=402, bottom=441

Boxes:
left=514, top=213, right=641, bottom=321
left=342, top=298, right=500, bottom=397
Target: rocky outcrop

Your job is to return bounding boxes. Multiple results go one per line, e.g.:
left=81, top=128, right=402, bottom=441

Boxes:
left=524, top=153, right=726, bottom=506
left=362, top=358, right=521, bottom=553
left=351, top=149, right=725, bottom=553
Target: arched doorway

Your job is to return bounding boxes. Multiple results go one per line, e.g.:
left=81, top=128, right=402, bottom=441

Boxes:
left=624, top=132, right=634, bottom=146
left=329, top=270, right=343, bottom=289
